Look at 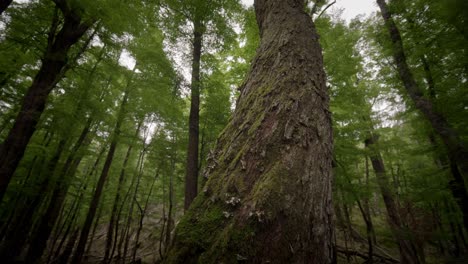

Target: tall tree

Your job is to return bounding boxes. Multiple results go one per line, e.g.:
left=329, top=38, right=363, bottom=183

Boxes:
left=164, top=0, right=334, bottom=262
left=184, top=16, right=202, bottom=210
left=365, top=133, right=421, bottom=264
left=71, top=69, right=135, bottom=264
left=162, top=0, right=239, bottom=210
left=0, top=0, right=93, bottom=201
left=376, top=0, right=468, bottom=230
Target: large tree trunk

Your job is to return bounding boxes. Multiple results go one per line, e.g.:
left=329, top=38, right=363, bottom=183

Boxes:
left=376, top=0, right=468, bottom=193
left=164, top=0, right=334, bottom=263
left=0, top=2, right=92, bottom=201
left=184, top=18, right=203, bottom=211
left=365, top=134, right=421, bottom=264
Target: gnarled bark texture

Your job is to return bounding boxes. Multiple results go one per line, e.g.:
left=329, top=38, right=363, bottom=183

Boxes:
left=164, top=0, right=334, bottom=263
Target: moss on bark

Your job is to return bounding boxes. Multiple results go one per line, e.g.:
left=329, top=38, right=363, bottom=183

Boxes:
left=164, top=0, right=334, bottom=263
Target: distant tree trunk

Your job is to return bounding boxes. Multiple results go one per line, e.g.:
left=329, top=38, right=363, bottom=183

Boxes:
left=365, top=155, right=378, bottom=245
left=165, top=142, right=176, bottom=254
left=25, top=119, right=93, bottom=263
left=0, top=0, right=12, bottom=15
left=84, top=197, right=105, bottom=259
left=122, top=146, right=147, bottom=263
left=0, top=4, right=92, bottom=201
left=71, top=76, right=132, bottom=264
left=56, top=229, right=79, bottom=264
left=376, top=0, right=468, bottom=217
left=132, top=169, right=158, bottom=263
left=164, top=0, right=334, bottom=263
left=48, top=179, right=85, bottom=264
left=365, top=133, right=421, bottom=264
left=103, top=122, right=142, bottom=264
left=184, top=18, right=203, bottom=211
left=0, top=131, right=51, bottom=238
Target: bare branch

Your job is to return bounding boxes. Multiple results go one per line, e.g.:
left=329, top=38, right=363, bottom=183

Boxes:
left=317, top=0, right=336, bottom=19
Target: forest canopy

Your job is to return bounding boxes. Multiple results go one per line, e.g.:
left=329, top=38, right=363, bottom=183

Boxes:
left=0, top=0, right=467, bottom=263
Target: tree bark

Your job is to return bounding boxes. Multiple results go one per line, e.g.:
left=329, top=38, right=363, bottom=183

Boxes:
left=0, top=0, right=12, bottom=15
left=184, top=18, right=203, bottom=211
left=0, top=2, right=92, bottom=201
left=164, top=0, right=334, bottom=263
left=365, top=134, right=421, bottom=264
left=376, top=0, right=468, bottom=187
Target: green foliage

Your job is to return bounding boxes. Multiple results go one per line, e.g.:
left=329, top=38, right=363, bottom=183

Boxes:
left=0, top=1, right=466, bottom=263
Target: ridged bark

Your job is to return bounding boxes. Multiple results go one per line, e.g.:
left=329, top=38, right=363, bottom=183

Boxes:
left=164, top=0, right=334, bottom=263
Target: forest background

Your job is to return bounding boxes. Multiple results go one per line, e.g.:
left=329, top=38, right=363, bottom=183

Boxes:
left=0, top=0, right=466, bottom=263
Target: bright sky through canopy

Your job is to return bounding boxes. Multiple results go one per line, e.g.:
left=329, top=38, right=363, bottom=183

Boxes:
left=240, top=0, right=377, bottom=22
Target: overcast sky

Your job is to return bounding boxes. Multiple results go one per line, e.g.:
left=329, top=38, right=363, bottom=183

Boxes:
left=240, top=0, right=378, bottom=22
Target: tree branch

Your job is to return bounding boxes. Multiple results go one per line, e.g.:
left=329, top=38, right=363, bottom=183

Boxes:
left=317, top=0, right=336, bottom=19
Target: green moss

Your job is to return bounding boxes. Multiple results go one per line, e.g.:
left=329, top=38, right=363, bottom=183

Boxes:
left=248, top=111, right=265, bottom=135
left=176, top=198, right=225, bottom=248
left=251, top=161, right=287, bottom=212
left=198, top=222, right=257, bottom=264
left=163, top=195, right=226, bottom=263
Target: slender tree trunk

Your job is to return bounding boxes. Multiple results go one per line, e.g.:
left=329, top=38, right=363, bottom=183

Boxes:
left=132, top=168, right=158, bottom=263
left=25, top=118, right=93, bottom=263
left=84, top=197, right=105, bottom=260
left=365, top=134, right=421, bottom=264
left=56, top=229, right=79, bottom=264
left=427, top=133, right=468, bottom=232
left=365, top=155, right=378, bottom=245
left=0, top=4, right=92, bottom=200
left=110, top=140, right=146, bottom=263
left=165, top=144, right=176, bottom=254
left=0, top=138, right=66, bottom=262
left=71, top=75, right=133, bottom=264
left=376, top=0, right=468, bottom=197
left=48, top=180, right=84, bottom=264
left=0, top=0, right=12, bottom=15
left=341, top=195, right=352, bottom=263
left=419, top=35, right=468, bottom=231
left=103, top=122, right=142, bottom=264
left=165, top=0, right=334, bottom=263
left=159, top=175, right=168, bottom=261
left=122, top=149, right=146, bottom=263
left=184, top=18, right=203, bottom=211
left=0, top=131, right=51, bottom=238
